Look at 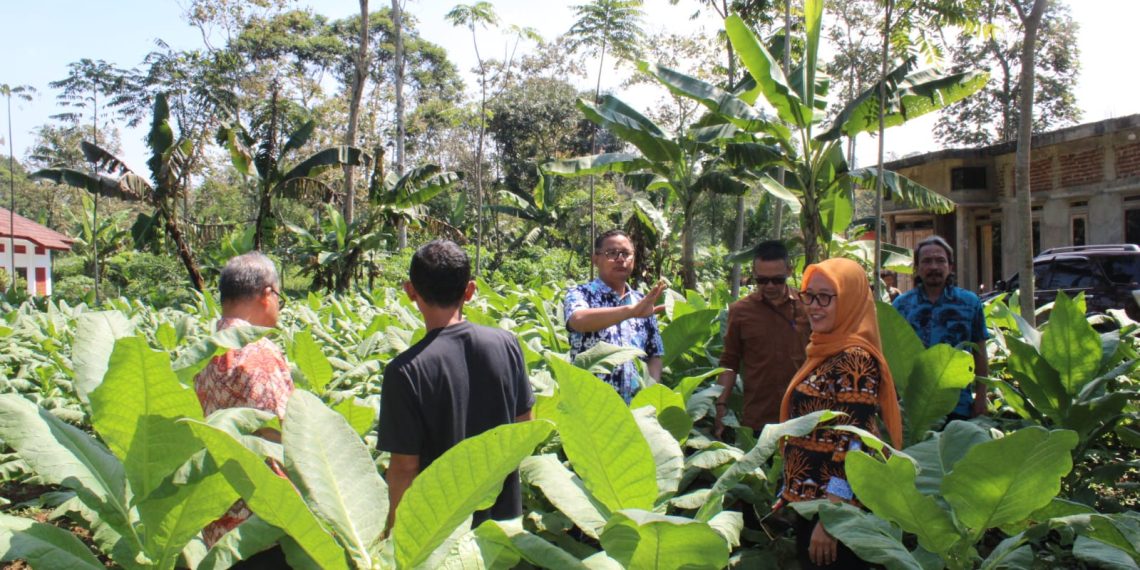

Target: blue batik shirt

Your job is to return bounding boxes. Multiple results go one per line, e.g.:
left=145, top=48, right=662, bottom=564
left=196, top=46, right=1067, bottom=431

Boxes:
left=564, top=279, right=664, bottom=403
left=893, top=285, right=988, bottom=416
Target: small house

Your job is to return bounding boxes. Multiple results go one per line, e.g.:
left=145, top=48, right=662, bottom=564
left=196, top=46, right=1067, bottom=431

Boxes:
left=0, top=207, right=74, bottom=296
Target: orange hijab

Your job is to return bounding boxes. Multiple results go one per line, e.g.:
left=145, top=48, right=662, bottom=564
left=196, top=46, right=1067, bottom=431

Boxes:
left=778, top=257, right=903, bottom=448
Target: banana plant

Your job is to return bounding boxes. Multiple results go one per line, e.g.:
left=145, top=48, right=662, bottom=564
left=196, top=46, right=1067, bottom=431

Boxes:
left=216, top=116, right=371, bottom=251
left=284, top=204, right=386, bottom=292
left=367, top=159, right=464, bottom=238
left=65, top=194, right=132, bottom=275
left=650, top=4, right=986, bottom=264
left=31, top=93, right=207, bottom=290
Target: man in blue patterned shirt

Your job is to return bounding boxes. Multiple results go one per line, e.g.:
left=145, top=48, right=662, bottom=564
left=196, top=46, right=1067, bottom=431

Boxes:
left=564, top=229, right=666, bottom=402
left=893, top=235, right=989, bottom=420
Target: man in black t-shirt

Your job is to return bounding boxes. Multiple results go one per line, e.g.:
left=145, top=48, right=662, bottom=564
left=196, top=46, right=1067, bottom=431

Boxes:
left=377, top=240, right=534, bottom=532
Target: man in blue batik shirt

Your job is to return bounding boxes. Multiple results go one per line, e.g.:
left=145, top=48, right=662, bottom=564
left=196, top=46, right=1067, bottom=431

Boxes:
left=893, top=235, right=990, bottom=420
left=564, top=229, right=666, bottom=402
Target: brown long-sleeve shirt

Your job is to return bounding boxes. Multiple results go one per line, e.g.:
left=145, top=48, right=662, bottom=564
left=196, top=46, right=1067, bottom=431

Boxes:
left=719, top=290, right=811, bottom=429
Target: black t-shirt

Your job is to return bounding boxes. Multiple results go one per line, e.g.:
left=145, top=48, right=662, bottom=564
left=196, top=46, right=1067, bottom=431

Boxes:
left=377, top=320, right=535, bottom=523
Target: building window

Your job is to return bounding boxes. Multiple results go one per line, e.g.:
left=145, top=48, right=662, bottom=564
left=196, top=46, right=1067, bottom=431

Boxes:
left=1127, top=209, right=1140, bottom=245
left=951, top=167, right=987, bottom=191
left=1072, top=215, right=1087, bottom=246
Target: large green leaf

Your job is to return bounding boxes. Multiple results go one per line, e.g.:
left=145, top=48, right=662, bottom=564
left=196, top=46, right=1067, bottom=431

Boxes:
left=542, top=152, right=651, bottom=177
left=283, top=391, right=387, bottom=569
left=846, top=452, right=960, bottom=554
left=660, top=309, right=719, bottom=370
left=571, top=341, right=645, bottom=376
left=600, top=509, right=729, bottom=570
left=812, top=502, right=924, bottom=570
left=393, top=420, right=554, bottom=568
left=520, top=454, right=609, bottom=539
left=631, top=407, right=685, bottom=500
left=942, top=427, right=1078, bottom=540
left=30, top=167, right=148, bottom=202
left=280, top=146, right=370, bottom=184
left=851, top=168, right=954, bottom=214
left=819, top=58, right=988, bottom=141
left=90, top=336, right=205, bottom=504
left=135, top=454, right=240, bottom=569
left=1073, top=536, right=1138, bottom=570
left=1004, top=336, right=1068, bottom=421
left=71, top=310, right=135, bottom=405
left=906, top=421, right=993, bottom=496
left=474, top=519, right=590, bottom=569
left=754, top=174, right=803, bottom=214
left=184, top=420, right=350, bottom=570
left=332, top=398, right=375, bottom=437
left=547, top=357, right=658, bottom=513
left=289, top=329, right=334, bottom=392
left=578, top=96, right=681, bottom=164
left=901, top=344, right=975, bottom=445
left=0, top=512, right=105, bottom=570
left=875, top=302, right=924, bottom=395
left=638, top=61, right=773, bottom=132
left=0, top=394, right=135, bottom=548
left=724, top=15, right=809, bottom=128
left=696, top=411, right=840, bottom=521
left=630, top=384, right=692, bottom=442
left=1040, top=292, right=1102, bottom=397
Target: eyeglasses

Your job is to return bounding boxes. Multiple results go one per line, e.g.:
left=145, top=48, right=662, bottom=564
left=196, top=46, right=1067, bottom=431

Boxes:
left=600, top=249, right=634, bottom=261
left=797, top=291, right=837, bottom=307
left=752, top=275, right=788, bottom=285
left=268, top=287, right=286, bottom=310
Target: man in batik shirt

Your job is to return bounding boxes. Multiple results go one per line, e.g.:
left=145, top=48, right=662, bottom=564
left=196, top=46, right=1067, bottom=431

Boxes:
left=194, top=252, right=294, bottom=562
left=564, top=229, right=666, bottom=402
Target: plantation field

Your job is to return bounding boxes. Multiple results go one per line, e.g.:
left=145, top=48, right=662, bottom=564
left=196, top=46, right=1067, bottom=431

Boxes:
left=0, top=283, right=1137, bottom=569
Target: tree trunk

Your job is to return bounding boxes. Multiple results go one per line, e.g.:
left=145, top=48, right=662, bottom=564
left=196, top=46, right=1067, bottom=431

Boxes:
left=682, top=195, right=697, bottom=290
left=726, top=0, right=745, bottom=299
left=1014, top=0, right=1049, bottom=326
left=164, top=204, right=205, bottom=292
left=773, top=0, right=792, bottom=241
left=343, top=1, right=369, bottom=228
left=473, top=25, right=488, bottom=277
left=873, top=0, right=894, bottom=299
left=392, top=0, right=407, bottom=249
left=254, top=85, right=279, bottom=251
left=586, top=37, right=609, bottom=281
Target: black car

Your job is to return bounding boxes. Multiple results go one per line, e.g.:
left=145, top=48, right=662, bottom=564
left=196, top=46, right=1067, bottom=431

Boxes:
left=989, top=244, right=1140, bottom=321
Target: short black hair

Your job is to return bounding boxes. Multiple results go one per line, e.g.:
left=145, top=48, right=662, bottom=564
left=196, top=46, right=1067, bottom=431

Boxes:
left=594, top=229, right=630, bottom=252
left=219, top=252, right=279, bottom=304
left=410, top=240, right=471, bottom=307
left=915, top=235, right=954, bottom=264
left=753, top=240, right=789, bottom=264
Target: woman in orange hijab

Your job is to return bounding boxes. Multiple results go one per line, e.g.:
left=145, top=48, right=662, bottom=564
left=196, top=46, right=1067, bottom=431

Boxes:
left=778, top=257, right=902, bottom=569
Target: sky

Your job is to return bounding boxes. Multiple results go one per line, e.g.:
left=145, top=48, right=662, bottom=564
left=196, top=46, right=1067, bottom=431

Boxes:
left=2, top=0, right=1137, bottom=172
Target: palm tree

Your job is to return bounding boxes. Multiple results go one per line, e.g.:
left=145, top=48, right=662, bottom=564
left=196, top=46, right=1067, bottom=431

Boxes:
left=565, top=0, right=645, bottom=264
left=446, top=1, right=499, bottom=276
left=1, top=84, right=35, bottom=294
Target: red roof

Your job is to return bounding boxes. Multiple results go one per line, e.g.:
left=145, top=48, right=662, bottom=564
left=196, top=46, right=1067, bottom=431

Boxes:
left=0, top=207, right=74, bottom=251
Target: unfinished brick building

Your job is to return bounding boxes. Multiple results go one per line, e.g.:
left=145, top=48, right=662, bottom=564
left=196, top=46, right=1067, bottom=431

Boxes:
left=881, top=114, right=1140, bottom=292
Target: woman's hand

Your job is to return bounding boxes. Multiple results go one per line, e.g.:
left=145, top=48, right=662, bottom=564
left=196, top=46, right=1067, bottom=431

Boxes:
left=809, top=520, right=838, bottom=566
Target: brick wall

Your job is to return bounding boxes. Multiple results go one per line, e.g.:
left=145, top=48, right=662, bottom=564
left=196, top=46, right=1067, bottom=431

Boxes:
left=1059, top=148, right=1104, bottom=187
left=1030, top=157, right=1053, bottom=191
left=1116, top=142, right=1140, bottom=179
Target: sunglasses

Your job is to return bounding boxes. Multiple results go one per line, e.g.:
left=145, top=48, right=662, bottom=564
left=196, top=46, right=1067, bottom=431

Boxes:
left=599, top=249, right=634, bottom=261
left=752, top=275, right=788, bottom=285
left=797, top=291, right=837, bottom=307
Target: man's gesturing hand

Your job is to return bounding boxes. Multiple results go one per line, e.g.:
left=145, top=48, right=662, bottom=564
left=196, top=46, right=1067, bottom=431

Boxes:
left=629, top=280, right=668, bottom=319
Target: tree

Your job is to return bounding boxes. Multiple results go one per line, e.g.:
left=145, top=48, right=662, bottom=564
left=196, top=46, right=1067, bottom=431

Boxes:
left=49, top=60, right=139, bottom=302
left=32, top=94, right=207, bottom=291
left=344, top=0, right=371, bottom=228
left=1012, top=0, right=1050, bottom=327
left=933, top=0, right=1079, bottom=146
left=1, top=84, right=35, bottom=293
left=392, top=0, right=408, bottom=249
left=446, top=1, right=499, bottom=276
left=565, top=0, right=645, bottom=266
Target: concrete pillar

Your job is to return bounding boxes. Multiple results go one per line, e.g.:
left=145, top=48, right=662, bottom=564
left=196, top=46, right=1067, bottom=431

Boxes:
left=1002, top=198, right=1021, bottom=281
left=955, top=207, right=972, bottom=290
left=1041, top=198, right=1069, bottom=250
left=1089, top=193, right=1125, bottom=244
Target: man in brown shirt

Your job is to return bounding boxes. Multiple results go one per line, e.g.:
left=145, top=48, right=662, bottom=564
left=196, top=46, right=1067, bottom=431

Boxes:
left=714, top=241, right=811, bottom=437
